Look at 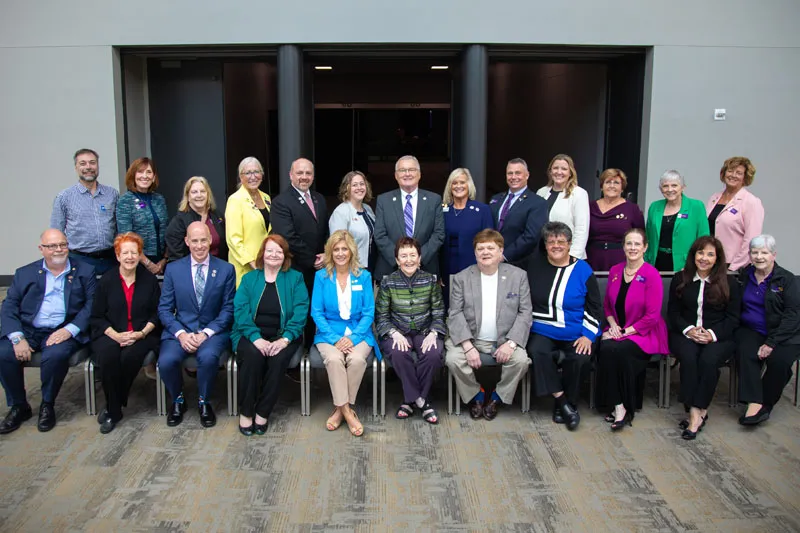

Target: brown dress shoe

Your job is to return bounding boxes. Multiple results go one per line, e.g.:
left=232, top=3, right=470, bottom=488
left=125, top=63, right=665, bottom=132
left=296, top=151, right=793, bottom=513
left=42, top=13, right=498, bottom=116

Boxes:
left=468, top=399, right=484, bottom=419
left=483, top=398, right=501, bottom=420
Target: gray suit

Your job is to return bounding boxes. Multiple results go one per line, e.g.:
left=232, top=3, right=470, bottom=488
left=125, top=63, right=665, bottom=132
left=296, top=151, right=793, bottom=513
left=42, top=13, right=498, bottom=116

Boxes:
left=373, top=188, right=444, bottom=280
left=445, top=263, right=533, bottom=404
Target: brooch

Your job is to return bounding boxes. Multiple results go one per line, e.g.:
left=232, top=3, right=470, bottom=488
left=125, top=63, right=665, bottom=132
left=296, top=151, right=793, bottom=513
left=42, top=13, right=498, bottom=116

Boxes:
left=635, top=274, right=645, bottom=282
left=211, top=269, right=217, bottom=278
left=490, top=198, right=498, bottom=204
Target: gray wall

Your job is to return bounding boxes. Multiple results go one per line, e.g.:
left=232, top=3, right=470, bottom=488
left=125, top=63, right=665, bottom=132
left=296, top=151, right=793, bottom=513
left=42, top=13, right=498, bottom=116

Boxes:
left=1, top=0, right=799, bottom=272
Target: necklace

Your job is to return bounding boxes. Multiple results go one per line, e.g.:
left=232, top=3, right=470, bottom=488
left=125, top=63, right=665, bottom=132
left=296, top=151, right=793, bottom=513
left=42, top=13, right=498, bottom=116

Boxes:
left=624, top=262, right=643, bottom=277
left=453, top=207, right=465, bottom=217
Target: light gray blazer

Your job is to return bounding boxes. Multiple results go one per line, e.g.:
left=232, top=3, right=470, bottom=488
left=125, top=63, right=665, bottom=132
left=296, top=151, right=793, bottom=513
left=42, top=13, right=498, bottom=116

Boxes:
left=447, top=263, right=532, bottom=348
left=328, top=201, right=375, bottom=268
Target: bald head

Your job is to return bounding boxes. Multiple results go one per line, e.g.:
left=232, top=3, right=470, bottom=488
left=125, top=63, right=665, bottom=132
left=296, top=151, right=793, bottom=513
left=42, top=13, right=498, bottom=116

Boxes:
left=289, top=158, right=314, bottom=193
left=39, top=228, right=69, bottom=270
left=185, top=221, right=211, bottom=262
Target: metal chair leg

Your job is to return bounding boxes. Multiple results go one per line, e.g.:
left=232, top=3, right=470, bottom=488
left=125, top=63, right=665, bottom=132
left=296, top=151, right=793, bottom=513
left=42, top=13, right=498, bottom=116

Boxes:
left=658, top=356, right=666, bottom=408
left=373, top=358, right=379, bottom=418
left=521, top=367, right=530, bottom=413
left=380, top=359, right=386, bottom=418
left=447, top=367, right=453, bottom=414
left=663, top=357, right=671, bottom=409
left=156, top=364, right=165, bottom=416
left=794, top=359, right=799, bottom=407
left=84, top=359, right=96, bottom=415
left=299, top=357, right=306, bottom=417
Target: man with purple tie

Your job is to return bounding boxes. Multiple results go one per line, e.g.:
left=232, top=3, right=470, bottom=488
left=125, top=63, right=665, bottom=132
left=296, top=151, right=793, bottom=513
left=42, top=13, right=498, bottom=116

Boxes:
left=489, top=158, right=548, bottom=267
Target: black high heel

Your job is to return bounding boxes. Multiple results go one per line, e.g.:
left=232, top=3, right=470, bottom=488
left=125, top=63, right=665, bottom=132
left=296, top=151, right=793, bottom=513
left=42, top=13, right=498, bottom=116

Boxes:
left=239, top=423, right=254, bottom=437
left=610, top=413, right=632, bottom=432
left=681, top=428, right=698, bottom=440
left=678, top=414, right=708, bottom=431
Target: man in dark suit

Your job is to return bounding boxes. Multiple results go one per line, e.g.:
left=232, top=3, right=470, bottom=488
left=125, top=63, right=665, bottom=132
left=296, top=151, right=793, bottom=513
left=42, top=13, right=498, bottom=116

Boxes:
left=158, top=222, right=235, bottom=428
left=374, top=155, right=445, bottom=280
left=0, top=229, right=96, bottom=434
left=489, top=158, right=548, bottom=267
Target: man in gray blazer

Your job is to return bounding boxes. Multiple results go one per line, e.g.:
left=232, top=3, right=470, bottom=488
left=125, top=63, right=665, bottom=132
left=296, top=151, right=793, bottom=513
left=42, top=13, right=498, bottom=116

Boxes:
left=373, top=155, right=445, bottom=280
left=445, top=229, right=532, bottom=420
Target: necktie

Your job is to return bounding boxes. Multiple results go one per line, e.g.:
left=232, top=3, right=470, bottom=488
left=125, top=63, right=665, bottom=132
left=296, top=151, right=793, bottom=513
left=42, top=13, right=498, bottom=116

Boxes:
left=498, top=192, right=515, bottom=230
left=195, top=264, right=206, bottom=306
left=404, top=194, right=414, bottom=237
left=304, top=192, right=317, bottom=219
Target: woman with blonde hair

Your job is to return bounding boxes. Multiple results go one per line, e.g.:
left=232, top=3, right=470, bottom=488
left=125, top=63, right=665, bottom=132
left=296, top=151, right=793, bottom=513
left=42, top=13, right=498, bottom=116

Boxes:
left=328, top=171, right=376, bottom=270
left=311, top=230, right=380, bottom=436
left=536, top=154, right=591, bottom=259
left=165, top=176, right=227, bottom=261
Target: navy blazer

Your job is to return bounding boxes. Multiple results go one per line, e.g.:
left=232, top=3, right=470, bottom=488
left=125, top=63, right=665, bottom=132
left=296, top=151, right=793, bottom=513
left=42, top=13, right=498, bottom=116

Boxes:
left=489, top=190, right=548, bottom=266
left=0, top=258, right=96, bottom=343
left=158, top=255, right=235, bottom=341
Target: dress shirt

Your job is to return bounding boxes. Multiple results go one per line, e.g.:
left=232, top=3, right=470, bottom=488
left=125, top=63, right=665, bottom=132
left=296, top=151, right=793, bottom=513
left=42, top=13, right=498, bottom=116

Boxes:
left=175, top=255, right=215, bottom=338
left=477, top=271, right=499, bottom=341
left=683, top=273, right=718, bottom=342
left=499, top=187, right=527, bottom=217
left=401, top=188, right=419, bottom=228
left=26, top=260, right=80, bottom=338
left=50, top=182, right=119, bottom=253
left=336, top=275, right=354, bottom=336
left=741, top=269, right=771, bottom=335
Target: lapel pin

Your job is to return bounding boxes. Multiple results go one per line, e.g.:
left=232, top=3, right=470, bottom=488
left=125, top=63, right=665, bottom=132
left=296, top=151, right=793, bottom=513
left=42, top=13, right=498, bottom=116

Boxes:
left=422, top=196, right=427, bottom=201
left=38, top=270, right=43, bottom=274
left=212, top=269, right=217, bottom=278
left=393, top=197, right=397, bottom=202
left=501, top=276, right=506, bottom=280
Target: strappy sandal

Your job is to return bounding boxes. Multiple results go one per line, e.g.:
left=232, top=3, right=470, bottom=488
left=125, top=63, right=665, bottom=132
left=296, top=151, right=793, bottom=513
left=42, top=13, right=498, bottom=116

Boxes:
left=421, top=402, right=439, bottom=425
left=396, top=404, right=414, bottom=419
left=326, top=408, right=343, bottom=431
left=344, top=408, right=364, bottom=437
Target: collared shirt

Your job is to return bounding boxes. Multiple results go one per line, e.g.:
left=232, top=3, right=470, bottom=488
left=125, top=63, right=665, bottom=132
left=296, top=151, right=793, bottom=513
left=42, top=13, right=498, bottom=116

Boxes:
left=31, top=260, right=80, bottom=337
left=477, top=271, right=499, bottom=342
left=499, top=186, right=528, bottom=216
left=682, top=273, right=718, bottom=342
left=50, top=182, right=119, bottom=253
left=336, top=275, right=354, bottom=336
left=174, top=255, right=215, bottom=339
left=741, top=267, right=771, bottom=335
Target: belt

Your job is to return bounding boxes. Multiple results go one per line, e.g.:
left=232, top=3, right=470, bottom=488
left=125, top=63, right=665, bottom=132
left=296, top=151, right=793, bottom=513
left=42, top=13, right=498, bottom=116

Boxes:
left=657, top=247, right=673, bottom=254
left=71, top=248, right=114, bottom=259
left=591, top=241, right=623, bottom=250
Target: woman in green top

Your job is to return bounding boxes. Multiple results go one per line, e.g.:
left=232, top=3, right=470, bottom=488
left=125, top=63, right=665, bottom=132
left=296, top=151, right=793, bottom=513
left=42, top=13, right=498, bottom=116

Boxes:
left=644, top=170, right=710, bottom=272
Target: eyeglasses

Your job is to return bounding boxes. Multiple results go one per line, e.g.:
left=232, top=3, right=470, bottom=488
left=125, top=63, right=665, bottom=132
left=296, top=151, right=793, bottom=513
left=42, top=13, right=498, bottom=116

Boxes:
left=545, top=239, right=570, bottom=247
left=264, top=250, right=284, bottom=256
left=41, top=243, right=69, bottom=250
left=242, top=170, right=262, bottom=177
left=396, top=168, right=419, bottom=175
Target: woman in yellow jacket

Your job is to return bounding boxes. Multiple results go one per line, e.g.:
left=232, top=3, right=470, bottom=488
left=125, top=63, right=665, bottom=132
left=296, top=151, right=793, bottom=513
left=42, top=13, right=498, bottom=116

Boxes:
left=226, top=157, right=272, bottom=286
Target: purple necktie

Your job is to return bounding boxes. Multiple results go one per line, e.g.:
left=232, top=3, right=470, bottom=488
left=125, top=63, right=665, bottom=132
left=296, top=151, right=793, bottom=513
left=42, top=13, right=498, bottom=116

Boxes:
left=498, top=192, right=515, bottom=230
left=404, top=194, right=414, bottom=237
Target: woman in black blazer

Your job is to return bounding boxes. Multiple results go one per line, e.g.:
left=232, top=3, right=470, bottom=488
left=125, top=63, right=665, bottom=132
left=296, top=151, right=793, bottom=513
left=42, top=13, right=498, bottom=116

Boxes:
left=90, top=233, right=161, bottom=434
left=667, top=236, right=740, bottom=440
left=165, top=176, right=228, bottom=261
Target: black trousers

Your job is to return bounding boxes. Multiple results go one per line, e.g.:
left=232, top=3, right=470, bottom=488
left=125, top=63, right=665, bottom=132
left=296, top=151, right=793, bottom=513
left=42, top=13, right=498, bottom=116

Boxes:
left=735, top=327, right=800, bottom=408
left=237, top=337, right=301, bottom=418
left=595, top=339, right=651, bottom=418
left=92, top=333, right=160, bottom=419
left=526, top=334, right=592, bottom=406
left=669, top=331, right=734, bottom=410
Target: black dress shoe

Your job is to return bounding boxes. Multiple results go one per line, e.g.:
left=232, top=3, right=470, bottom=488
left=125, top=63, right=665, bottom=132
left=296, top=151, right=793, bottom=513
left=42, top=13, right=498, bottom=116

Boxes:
left=239, top=424, right=254, bottom=437
left=254, top=419, right=269, bottom=435
left=199, top=403, right=216, bottom=428
left=99, top=412, right=123, bottom=434
left=553, top=404, right=565, bottom=424
left=468, top=399, right=484, bottom=419
left=37, top=402, right=56, bottom=432
left=679, top=414, right=708, bottom=431
left=0, top=404, right=33, bottom=435
left=739, top=406, right=771, bottom=426
left=681, top=428, right=698, bottom=440
left=96, top=408, right=109, bottom=425
left=561, top=402, right=580, bottom=431
left=166, top=401, right=187, bottom=427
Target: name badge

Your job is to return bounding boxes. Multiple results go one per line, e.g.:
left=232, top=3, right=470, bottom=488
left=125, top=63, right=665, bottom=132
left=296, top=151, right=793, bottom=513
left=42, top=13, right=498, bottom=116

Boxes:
left=352, top=285, right=363, bottom=292
left=635, top=275, right=646, bottom=283
left=442, top=206, right=450, bottom=212
left=677, top=213, right=688, bottom=219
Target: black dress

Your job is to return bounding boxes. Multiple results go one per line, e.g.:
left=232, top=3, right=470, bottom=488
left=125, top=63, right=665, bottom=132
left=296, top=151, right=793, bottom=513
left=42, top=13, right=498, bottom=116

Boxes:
left=655, top=214, right=676, bottom=271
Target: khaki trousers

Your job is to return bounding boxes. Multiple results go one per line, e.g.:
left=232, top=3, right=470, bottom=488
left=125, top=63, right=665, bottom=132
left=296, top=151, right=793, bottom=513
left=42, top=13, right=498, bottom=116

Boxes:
left=445, top=338, right=529, bottom=404
left=317, top=341, right=372, bottom=406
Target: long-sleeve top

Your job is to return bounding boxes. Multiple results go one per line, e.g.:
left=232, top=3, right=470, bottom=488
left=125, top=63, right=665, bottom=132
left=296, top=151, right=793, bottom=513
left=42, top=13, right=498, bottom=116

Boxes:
left=535, top=185, right=590, bottom=259
left=116, top=191, right=169, bottom=258
left=526, top=253, right=602, bottom=341
left=442, top=199, right=494, bottom=279
left=225, top=185, right=272, bottom=286
left=50, top=182, right=119, bottom=253
left=587, top=200, right=645, bottom=271
left=328, top=201, right=376, bottom=268
left=736, top=263, right=800, bottom=347
left=165, top=208, right=228, bottom=261
left=667, top=271, right=741, bottom=341
left=706, top=187, right=764, bottom=270
left=375, top=269, right=446, bottom=338
left=603, top=262, right=669, bottom=354
left=89, top=264, right=161, bottom=341
left=644, top=194, right=710, bottom=271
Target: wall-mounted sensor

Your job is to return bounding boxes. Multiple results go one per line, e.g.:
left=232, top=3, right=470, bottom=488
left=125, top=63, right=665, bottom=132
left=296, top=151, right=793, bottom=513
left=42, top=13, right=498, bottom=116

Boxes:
left=714, top=109, right=726, bottom=121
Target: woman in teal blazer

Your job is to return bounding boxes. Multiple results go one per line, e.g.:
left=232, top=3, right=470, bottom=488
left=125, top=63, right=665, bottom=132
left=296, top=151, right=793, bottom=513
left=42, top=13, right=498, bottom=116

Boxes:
left=644, top=170, right=710, bottom=272
left=232, top=234, right=308, bottom=436
left=311, top=230, right=380, bottom=436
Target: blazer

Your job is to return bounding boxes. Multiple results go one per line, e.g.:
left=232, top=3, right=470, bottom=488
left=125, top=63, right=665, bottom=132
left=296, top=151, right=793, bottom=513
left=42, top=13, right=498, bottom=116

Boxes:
left=157, top=255, right=235, bottom=341
left=310, top=268, right=380, bottom=358
left=225, top=186, right=272, bottom=286
left=644, top=194, right=710, bottom=271
left=270, top=187, right=329, bottom=276
left=706, top=187, right=764, bottom=270
left=89, top=264, right=161, bottom=341
left=489, top=190, right=548, bottom=266
left=667, top=272, right=741, bottom=342
left=373, top=188, right=445, bottom=280
left=447, top=264, right=532, bottom=348
left=736, top=263, right=800, bottom=346
left=116, top=191, right=169, bottom=258
left=328, top=201, right=376, bottom=268
left=603, top=262, right=669, bottom=354
left=0, top=258, right=96, bottom=344
left=166, top=208, right=228, bottom=262
left=536, top=185, right=591, bottom=259
left=232, top=267, right=309, bottom=349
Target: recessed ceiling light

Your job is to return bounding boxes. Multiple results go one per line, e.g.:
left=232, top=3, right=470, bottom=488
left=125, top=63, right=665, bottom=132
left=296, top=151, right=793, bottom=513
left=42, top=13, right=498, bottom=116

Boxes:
left=315, top=65, right=333, bottom=70
left=430, top=65, right=449, bottom=70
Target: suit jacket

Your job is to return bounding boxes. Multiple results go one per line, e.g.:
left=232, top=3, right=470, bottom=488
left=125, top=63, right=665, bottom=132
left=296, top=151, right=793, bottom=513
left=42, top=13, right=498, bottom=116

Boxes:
left=225, top=186, right=272, bottom=286
left=89, top=264, right=161, bottom=341
left=270, top=187, right=329, bottom=276
left=329, top=201, right=376, bottom=268
left=602, top=262, right=669, bottom=354
left=0, top=258, right=96, bottom=344
left=489, top=190, right=548, bottom=266
left=536, top=185, right=591, bottom=259
left=447, top=264, right=532, bottom=348
left=158, top=255, right=235, bottom=341
left=668, top=271, right=741, bottom=341
left=373, top=188, right=445, bottom=280
left=166, top=208, right=228, bottom=262
left=706, top=187, right=764, bottom=270
left=644, top=194, right=710, bottom=271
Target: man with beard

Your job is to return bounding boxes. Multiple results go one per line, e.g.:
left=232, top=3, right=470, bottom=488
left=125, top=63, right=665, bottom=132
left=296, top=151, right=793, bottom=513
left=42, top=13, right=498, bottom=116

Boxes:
left=0, top=229, right=96, bottom=434
left=51, top=149, right=120, bottom=274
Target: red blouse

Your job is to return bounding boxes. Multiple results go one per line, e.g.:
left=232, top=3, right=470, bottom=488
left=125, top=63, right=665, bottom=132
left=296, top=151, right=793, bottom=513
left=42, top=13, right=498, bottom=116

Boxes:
left=120, top=276, right=136, bottom=332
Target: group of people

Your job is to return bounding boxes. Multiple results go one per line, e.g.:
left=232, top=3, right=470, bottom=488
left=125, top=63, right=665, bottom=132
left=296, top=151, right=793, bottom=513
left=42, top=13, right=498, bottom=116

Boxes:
left=0, top=149, right=797, bottom=442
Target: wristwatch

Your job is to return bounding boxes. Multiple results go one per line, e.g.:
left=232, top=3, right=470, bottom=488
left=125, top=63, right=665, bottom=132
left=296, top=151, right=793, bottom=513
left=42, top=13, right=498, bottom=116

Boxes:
left=10, top=334, right=24, bottom=345
left=507, top=340, right=517, bottom=350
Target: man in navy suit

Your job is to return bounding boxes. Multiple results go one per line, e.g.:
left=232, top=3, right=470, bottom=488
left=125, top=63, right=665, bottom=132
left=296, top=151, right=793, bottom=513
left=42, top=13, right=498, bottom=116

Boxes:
left=489, top=158, right=548, bottom=267
left=0, top=229, right=96, bottom=434
left=373, top=155, right=445, bottom=280
left=158, top=222, right=235, bottom=428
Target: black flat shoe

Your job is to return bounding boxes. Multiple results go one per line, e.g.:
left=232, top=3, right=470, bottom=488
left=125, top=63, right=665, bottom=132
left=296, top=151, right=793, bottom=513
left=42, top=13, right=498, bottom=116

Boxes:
left=37, top=402, right=56, bottom=432
left=610, top=413, right=632, bottom=432
left=254, top=420, right=269, bottom=435
left=166, top=401, right=187, bottom=427
left=99, top=413, right=122, bottom=434
left=239, top=424, right=254, bottom=437
left=561, top=402, right=580, bottom=431
left=681, top=428, right=698, bottom=440
left=679, top=414, right=708, bottom=431
left=739, top=406, right=771, bottom=426
left=199, top=403, right=216, bottom=428
left=552, top=404, right=565, bottom=424
left=96, top=408, right=109, bottom=425
left=0, top=404, right=33, bottom=435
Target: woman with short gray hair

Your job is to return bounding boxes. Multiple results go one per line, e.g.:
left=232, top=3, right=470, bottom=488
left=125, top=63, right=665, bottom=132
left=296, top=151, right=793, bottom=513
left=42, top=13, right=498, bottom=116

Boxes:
left=644, top=170, right=709, bottom=271
left=735, top=235, right=800, bottom=426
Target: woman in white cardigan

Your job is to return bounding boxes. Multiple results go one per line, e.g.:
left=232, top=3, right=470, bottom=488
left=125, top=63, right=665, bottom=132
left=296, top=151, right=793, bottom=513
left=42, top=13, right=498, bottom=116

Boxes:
left=536, top=154, right=590, bottom=259
left=329, top=171, right=376, bottom=270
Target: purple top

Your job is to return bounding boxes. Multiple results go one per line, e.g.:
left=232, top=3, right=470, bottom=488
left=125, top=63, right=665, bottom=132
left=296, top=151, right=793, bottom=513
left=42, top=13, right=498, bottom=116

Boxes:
left=741, top=267, right=771, bottom=335
left=587, top=201, right=645, bottom=271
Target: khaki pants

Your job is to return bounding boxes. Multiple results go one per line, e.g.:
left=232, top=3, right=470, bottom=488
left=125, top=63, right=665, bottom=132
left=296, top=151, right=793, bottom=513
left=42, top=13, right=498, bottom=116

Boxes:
left=445, top=338, right=529, bottom=404
left=317, top=341, right=372, bottom=406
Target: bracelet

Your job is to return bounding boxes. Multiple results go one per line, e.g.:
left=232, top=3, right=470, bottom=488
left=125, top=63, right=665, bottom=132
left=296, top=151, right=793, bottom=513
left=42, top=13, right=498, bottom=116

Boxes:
left=465, top=347, right=477, bottom=354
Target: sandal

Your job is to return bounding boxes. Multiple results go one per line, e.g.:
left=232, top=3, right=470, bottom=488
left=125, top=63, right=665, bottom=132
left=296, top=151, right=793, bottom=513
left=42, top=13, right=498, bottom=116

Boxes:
left=421, top=402, right=439, bottom=425
left=396, top=404, right=414, bottom=419
left=326, top=408, right=343, bottom=431
left=604, top=412, right=615, bottom=423
left=343, top=407, right=364, bottom=437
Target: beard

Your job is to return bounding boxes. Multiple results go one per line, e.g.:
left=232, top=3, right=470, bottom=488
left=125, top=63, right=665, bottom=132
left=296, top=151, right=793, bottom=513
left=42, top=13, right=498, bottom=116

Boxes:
left=80, top=172, right=98, bottom=182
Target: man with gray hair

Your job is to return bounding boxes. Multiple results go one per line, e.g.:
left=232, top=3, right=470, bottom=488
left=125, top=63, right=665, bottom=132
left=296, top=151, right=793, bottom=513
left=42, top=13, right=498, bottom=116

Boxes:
left=374, top=155, right=445, bottom=280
